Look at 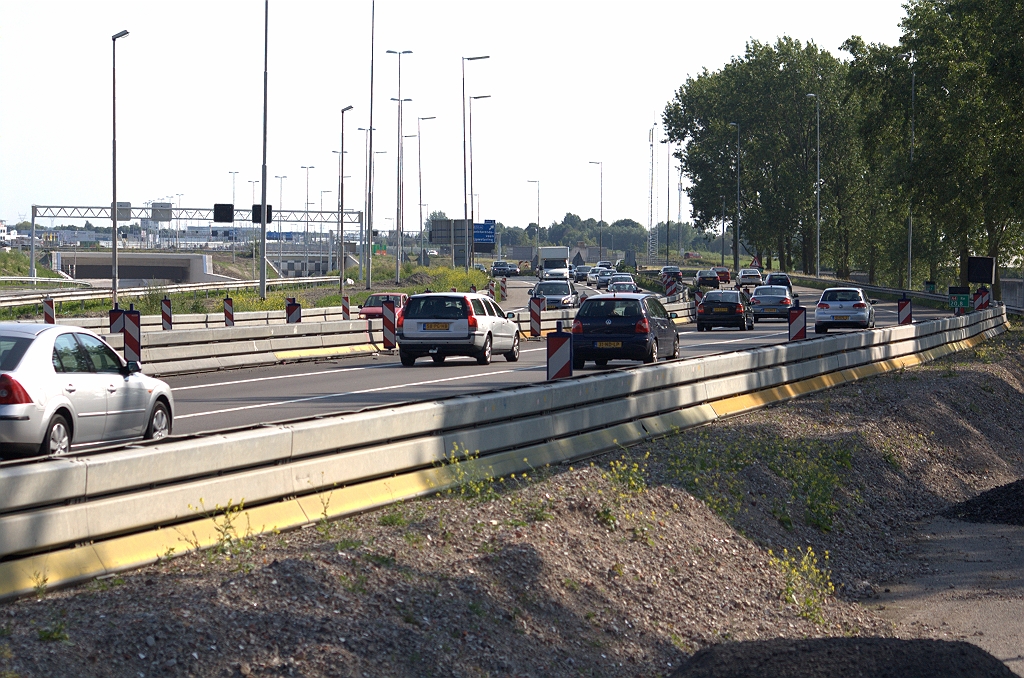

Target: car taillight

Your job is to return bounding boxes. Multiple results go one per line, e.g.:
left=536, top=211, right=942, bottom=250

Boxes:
left=853, top=302, right=867, bottom=308
left=635, top=317, right=650, bottom=334
left=697, top=304, right=705, bottom=314
left=735, top=304, right=744, bottom=313
left=781, top=298, right=792, bottom=305
left=750, top=297, right=760, bottom=305
left=572, top=319, right=583, bottom=334
left=396, top=309, right=404, bottom=328
left=817, top=303, right=830, bottom=309
left=0, top=374, right=31, bottom=405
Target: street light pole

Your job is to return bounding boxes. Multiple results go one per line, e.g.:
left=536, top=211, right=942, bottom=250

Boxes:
left=469, top=94, right=490, bottom=270
left=807, top=93, right=820, bottom=277
left=728, top=122, right=740, bottom=273
left=320, top=190, right=332, bottom=270
left=720, top=195, right=727, bottom=267
left=258, top=0, right=269, bottom=299
left=274, top=175, right=286, bottom=275
left=462, top=55, right=489, bottom=272
left=387, top=49, right=412, bottom=283
left=589, top=161, right=602, bottom=259
left=417, top=116, right=435, bottom=265
left=301, top=166, right=313, bottom=276
left=111, top=29, right=129, bottom=305
left=527, top=179, right=540, bottom=268
left=338, top=105, right=353, bottom=290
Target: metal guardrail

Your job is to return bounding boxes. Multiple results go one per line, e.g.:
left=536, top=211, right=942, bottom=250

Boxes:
left=0, top=275, right=342, bottom=309
left=0, top=306, right=1006, bottom=600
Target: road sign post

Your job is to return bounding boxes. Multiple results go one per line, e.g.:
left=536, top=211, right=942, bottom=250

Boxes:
left=161, top=297, right=173, bottom=331
left=788, top=303, right=806, bottom=341
left=529, top=296, right=544, bottom=337
left=341, top=296, right=351, bottom=320
left=382, top=300, right=397, bottom=350
left=42, top=297, right=55, bottom=324
left=286, top=297, right=302, bottom=324
left=224, top=297, right=235, bottom=327
left=123, top=306, right=142, bottom=363
left=898, top=297, right=912, bottom=325
left=546, top=322, right=572, bottom=380
left=109, top=304, right=125, bottom=334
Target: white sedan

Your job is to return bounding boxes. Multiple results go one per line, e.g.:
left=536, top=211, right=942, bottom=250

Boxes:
left=0, top=323, right=174, bottom=458
left=737, top=268, right=763, bottom=287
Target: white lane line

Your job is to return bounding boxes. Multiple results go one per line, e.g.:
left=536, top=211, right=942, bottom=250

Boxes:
left=175, top=364, right=545, bottom=420
left=680, top=330, right=789, bottom=351
left=174, top=347, right=547, bottom=392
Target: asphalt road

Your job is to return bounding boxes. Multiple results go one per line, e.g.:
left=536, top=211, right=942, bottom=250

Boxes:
left=162, top=280, right=950, bottom=436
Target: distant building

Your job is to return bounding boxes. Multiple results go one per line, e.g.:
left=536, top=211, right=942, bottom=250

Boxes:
left=0, top=221, right=7, bottom=245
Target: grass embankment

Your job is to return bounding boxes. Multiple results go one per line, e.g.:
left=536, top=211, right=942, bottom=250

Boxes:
left=0, top=250, right=60, bottom=278
left=1, top=261, right=489, bottom=321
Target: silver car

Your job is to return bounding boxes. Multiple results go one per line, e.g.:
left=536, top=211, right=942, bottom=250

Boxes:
left=531, top=280, right=580, bottom=309
left=0, top=324, right=174, bottom=458
left=397, top=293, right=520, bottom=366
left=596, top=268, right=616, bottom=289
left=814, top=287, right=876, bottom=333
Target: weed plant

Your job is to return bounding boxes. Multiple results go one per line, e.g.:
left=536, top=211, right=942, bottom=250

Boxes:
left=769, top=546, right=835, bottom=624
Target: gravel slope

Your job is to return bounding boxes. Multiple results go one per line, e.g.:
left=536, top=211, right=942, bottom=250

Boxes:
left=0, top=324, right=1020, bottom=677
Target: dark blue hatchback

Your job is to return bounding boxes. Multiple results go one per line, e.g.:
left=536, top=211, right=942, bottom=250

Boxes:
left=571, top=293, right=679, bottom=369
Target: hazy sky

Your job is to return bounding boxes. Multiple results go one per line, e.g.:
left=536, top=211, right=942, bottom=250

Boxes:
left=0, top=0, right=906, bottom=235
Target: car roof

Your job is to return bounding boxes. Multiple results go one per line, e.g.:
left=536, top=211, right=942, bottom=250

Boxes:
left=409, top=292, right=493, bottom=299
left=822, top=287, right=863, bottom=292
left=0, top=323, right=68, bottom=337
left=582, top=292, right=652, bottom=300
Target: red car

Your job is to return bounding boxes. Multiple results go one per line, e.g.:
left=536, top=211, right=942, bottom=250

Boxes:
left=358, top=293, right=409, bottom=319
left=713, top=267, right=731, bottom=284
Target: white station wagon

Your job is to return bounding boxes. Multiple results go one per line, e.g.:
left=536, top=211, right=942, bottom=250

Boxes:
left=397, top=293, right=520, bottom=366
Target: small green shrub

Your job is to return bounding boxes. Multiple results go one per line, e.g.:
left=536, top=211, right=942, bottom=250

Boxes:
left=769, top=546, right=834, bottom=625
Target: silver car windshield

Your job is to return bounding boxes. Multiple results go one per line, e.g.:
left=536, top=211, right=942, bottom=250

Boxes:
left=404, top=297, right=467, bottom=319
left=536, top=282, right=570, bottom=296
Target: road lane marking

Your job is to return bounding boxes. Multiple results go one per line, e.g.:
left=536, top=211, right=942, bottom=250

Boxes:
left=175, top=364, right=545, bottom=420
left=173, top=348, right=548, bottom=392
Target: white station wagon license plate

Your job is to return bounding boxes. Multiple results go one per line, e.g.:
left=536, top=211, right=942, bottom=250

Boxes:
left=424, top=322, right=449, bottom=331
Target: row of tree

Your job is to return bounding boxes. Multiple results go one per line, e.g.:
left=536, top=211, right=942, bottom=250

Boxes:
left=663, top=0, right=1024, bottom=296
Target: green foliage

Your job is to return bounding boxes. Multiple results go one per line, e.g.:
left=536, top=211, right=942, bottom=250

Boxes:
left=36, top=620, right=68, bottom=643
left=602, top=451, right=649, bottom=497
left=667, top=431, right=851, bottom=531
left=769, top=546, right=835, bottom=624
left=0, top=250, right=60, bottom=278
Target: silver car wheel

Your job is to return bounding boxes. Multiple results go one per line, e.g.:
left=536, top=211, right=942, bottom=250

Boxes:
left=150, top=407, right=169, bottom=439
left=48, top=418, right=70, bottom=455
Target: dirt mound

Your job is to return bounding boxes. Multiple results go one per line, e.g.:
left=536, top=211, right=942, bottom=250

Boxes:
left=405, top=271, right=430, bottom=285
left=942, top=478, right=1024, bottom=526
left=671, top=638, right=1016, bottom=678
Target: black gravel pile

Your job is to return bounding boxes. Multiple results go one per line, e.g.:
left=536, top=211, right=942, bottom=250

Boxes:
left=671, top=638, right=1016, bottom=678
left=942, top=478, right=1024, bottom=526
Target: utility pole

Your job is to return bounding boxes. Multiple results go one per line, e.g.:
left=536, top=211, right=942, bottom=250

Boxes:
left=729, top=122, right=741, bottom=273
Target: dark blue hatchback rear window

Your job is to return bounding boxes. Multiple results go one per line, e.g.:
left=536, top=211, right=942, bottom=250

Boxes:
left=579, top=299, right=642, bottom=318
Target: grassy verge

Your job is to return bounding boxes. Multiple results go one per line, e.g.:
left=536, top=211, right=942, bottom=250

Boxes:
left=0, top=251, right=60, bottom=278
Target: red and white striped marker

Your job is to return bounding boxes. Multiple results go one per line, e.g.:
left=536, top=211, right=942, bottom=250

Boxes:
left=341, top=296, right=351, bottom=320
left=788, top=305, right=807, bottom=341
left=665, top=278, right=678, bottom=297
left=123, top=308, right=142, bottom=362
left=224, top=297, right=234, bottom=327
left=109, top=305, right=125, bottom=334
left=286, top=297, right=302, bottom=324
left=470, top=284, right=477, bottom=293
left=529, top=296, right=544, bottom=337
left=972, top=290, right=983, bottom=311
left=382, top=300, right=397, bottom=349
left=450, top=287, right=457, bottom=293
left=500, top=277, right=507, bottom=301
left=161, top=297, right=172, bottom=331
left=42, top=297, right=55, bottom=324
left=898, top=298, right=912, bottom=325
left=979, top=288, right=991, bottom=310
left=487, top=280, right=495, bottom=298
left=694, top=289, right=703, bottom=305
left=546, top=324, right=573, bottom=380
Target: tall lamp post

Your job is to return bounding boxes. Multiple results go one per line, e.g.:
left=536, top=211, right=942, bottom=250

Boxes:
left=728, top=122, right=741, bottom=273
left=416, top=116, right=435, bottom=264
left=468, top=94, right=490, bottom=269
left=807, top=93, right=820, bottom=277
left=720, top=195, right=727, bottom=266
left=257, top=0, right=270, bottom=298
left=248, top=180, right=259, bottom=279
left=589, top=161, right=603, bottom=259
left=337, top=105, right=353, bottom=289
left=274, top=175, right=286, bottom=275
left=527, top=179, right=540, bottom=268
left=462, top=55, right=489, bottom=272
left=387, top=49, right=412, bottom=282
left=111, top=29, right=129, bottom=305
left=301, top=165, right=313, bottom=276
left=320, top=190, right=332, bottom=269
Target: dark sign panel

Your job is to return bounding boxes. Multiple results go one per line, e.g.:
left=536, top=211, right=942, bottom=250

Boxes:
left=213, top=204, right=234, bottom=223
left=966, top=256, right=995, bottom=285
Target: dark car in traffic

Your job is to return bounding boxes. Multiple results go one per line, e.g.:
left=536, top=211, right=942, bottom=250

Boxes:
left=573, top=265, right=591, bottom=283
left=695, top=270, right=720, bottom=289
left=763, top=272, right=793, bottom=292
left=571, top=293, right=679, bottom=368
left=749, top=285, right=795, bottom=322
left=696, top=289, right=753, bottom=331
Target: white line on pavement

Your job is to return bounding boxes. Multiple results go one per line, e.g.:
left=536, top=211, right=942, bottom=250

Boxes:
left=175, top=364, right=545, bottom=420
